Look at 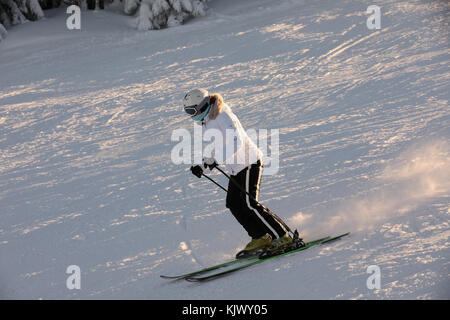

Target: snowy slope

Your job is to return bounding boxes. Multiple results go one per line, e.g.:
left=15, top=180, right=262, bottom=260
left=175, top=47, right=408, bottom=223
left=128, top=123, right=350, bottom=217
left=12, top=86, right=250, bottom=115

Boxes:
left=0, top=0, right=449, bottom=299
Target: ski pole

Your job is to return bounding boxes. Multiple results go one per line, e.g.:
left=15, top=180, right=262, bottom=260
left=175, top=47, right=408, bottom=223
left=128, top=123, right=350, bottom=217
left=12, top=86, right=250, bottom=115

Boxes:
left=191, top=165, right=228, bottom=192
left=201, top=172, right=228, bottom=193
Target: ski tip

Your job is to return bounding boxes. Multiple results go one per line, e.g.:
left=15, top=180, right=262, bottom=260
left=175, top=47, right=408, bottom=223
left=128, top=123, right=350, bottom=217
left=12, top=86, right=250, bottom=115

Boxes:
left=320, top=232, right=351, bottom=244
left=160, top=275, right=184, bottom=280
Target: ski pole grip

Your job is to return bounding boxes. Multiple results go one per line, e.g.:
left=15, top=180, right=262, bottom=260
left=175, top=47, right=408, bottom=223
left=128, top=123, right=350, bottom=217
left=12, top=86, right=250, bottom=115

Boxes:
left=190, top=165, right=203, bottom=178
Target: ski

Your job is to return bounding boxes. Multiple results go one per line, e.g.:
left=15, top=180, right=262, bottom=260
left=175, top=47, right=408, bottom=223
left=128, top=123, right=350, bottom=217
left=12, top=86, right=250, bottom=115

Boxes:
left=160, top=255, right=258, bottom=280
left=185, top=233, right=350, bottom=282
left=160, top=235, right=331, bottom=280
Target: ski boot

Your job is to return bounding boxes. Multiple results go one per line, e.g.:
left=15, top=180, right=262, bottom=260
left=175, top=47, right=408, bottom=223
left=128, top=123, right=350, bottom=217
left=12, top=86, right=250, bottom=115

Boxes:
left=259, top=230, right=305, bottom=259
left=236, top=233, right=272, bottom=259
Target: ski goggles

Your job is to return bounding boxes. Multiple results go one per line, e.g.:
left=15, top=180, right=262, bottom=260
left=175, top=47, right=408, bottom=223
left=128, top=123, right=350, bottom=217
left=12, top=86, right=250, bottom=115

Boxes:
left=184, top=97, right=210, bottom=116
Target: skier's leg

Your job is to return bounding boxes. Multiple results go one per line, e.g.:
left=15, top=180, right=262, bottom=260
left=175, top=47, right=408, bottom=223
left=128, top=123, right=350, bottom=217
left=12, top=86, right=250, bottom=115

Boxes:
left=245, top=161, right=289, bottom=239
left=226, top=170, right=269, bottom=239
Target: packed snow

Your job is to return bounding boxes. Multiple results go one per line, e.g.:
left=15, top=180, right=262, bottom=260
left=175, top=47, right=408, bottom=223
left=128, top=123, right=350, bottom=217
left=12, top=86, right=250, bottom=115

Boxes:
left=0, top=0, right=449, bottom=299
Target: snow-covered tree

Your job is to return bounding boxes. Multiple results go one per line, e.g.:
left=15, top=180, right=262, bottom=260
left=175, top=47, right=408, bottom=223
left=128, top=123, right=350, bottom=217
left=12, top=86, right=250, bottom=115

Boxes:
left=124, top=0, right=138, bottom=15
left=0, top=0, right=207, bottom=41
left=38, top=0, right=60, bottom=10
left=63, top=0, right=103, bottom=10
left=64, top=0, right=87, bottom=10
left=0, top=0, right=27, bottom=26
left=133, top=0, right=208, bottom=31
left=0, top=0, right=46, bottom=31
left=28, top=0, right=44, bottom=19
left=0, top=20, right=7, bottom=42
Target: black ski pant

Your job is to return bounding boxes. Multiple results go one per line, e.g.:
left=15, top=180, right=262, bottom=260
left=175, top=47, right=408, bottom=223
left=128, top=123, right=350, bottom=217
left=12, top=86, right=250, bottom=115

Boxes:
left=226, top=161, right=288, bottom=240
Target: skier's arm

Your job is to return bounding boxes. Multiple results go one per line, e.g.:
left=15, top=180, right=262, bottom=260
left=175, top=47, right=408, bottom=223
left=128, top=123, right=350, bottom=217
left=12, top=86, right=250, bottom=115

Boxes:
left=217, top=112, right=245, bottom=165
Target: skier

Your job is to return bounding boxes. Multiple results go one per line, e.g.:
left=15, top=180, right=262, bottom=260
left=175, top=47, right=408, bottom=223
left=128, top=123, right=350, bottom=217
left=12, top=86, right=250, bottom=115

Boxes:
left=183, top=88, right=294, bottom=258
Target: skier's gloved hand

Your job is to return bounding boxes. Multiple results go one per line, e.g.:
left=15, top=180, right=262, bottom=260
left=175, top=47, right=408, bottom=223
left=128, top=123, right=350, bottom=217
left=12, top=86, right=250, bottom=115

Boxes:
left=203, top=157, right=217, bottom=170
left=190, top=165, right=203, bottom=178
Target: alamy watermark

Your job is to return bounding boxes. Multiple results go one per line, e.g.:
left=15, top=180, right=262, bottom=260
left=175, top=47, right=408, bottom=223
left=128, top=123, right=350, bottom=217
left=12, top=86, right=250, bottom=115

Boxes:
left=366, top=265, right=381, bottom=290
left=366, top=5, right=381, bottom=30
left=171, top=123, right=280, bottom=175
left=66, top=5, right=81, bottom=30
left=66, top=265, right=81, bottom=290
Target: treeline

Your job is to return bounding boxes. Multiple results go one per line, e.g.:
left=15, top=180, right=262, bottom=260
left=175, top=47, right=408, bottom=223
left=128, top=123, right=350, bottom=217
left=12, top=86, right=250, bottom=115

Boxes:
left=0, top=0, right=208, bottom=42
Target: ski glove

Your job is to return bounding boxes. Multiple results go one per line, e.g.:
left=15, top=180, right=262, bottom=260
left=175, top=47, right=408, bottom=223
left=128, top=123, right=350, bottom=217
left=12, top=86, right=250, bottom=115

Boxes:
left=190, top=165, right=203, bottom=178
left=203, top=157, right=217, bottom=170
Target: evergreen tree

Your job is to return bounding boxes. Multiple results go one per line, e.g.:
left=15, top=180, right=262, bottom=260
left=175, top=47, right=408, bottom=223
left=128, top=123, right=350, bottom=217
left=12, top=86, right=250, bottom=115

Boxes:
left=0, top=21, right=7, bottom=42
left=0, top=0, right=27, bottom=26
left=134, top=0, right=208, bottom=31
left=0, top=0, right=46, bottom=29
left=38, top=0, right=61, bottom=10
left=28, top=0, right=44, bottom=20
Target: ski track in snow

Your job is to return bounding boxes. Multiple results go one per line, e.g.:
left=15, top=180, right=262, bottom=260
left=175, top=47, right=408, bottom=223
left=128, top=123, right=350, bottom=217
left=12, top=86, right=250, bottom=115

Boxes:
left=0, top=0, right=449, bottom=299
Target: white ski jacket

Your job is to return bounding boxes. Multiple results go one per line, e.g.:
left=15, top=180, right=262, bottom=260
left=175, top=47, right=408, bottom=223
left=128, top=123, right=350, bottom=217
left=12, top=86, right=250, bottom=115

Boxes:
left=202, top=103, right=263, bottom=176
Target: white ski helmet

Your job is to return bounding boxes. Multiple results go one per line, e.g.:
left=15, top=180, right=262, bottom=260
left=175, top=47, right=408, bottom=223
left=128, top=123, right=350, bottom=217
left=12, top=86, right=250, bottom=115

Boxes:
left=183, top=88, right=209, bottom=116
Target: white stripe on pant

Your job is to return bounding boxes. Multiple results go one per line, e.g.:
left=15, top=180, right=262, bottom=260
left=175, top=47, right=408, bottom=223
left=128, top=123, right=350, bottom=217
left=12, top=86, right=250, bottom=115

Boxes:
left=245, top=166, right=283, bottom=239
